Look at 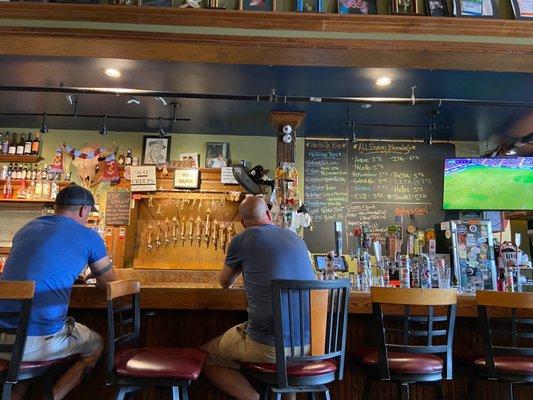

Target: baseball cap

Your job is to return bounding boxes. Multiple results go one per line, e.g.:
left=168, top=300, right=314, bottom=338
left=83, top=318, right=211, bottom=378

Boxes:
left=55, top=184, right=98, bottom=212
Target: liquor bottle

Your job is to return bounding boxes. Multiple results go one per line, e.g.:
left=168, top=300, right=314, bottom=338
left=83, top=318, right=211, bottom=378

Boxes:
left=18, top=169, right=28, bottom=199
left=50, top=173, right=60, bottom=200
left=31, top=132, right=40, bottom=155
left=24, top=133, right=32, bottom=155
left=16, top=133, right=25, bottom=155
left=1, top=132, right=9, bottom=155
left=41, top=165, right=48, bottom=181
left=42, top=171, right=51, bottom=199
left=30, top=164, right=37, bottom=181
left=0, top=164, right=8, bottom=180
left=20, top=164, right=27, bottom=180
left=8, top=133, right=17, bottom=155
left=3, top=171, right=13, bottom=199
left=117, top=150, right=125, bottom=166
left=34, top=172, right=43, bottom=198
left=125, top=149, right=132, bottom=166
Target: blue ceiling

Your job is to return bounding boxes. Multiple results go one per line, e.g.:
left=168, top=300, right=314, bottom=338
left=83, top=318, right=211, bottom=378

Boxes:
left=0, top=56, right=531, bottom=142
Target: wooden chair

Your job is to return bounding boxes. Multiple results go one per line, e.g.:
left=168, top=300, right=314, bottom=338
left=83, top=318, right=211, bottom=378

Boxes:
left=105, top=280, right=206, bottom=400
left=241, top=279, right=351, bottom=400
left=358, top=287, right=457, bottom=400
left=467, top=291, right=533, bottom=400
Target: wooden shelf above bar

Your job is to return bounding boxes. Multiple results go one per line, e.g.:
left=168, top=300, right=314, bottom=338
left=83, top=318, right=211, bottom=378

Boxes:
left=0, top=155, right=43, bottom=163
left=504, top=211, right=533, bottom=220
left=0, top=197, right=54, bottom=203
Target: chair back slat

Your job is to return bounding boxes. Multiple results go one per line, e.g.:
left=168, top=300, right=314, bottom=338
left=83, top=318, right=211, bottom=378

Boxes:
left=370, top=287, right=457, bottom=381
left=0, top=281, right=35, bottom=385
left=271, top=279, right=350, bottom=389
left=106, top=280, right=141, bottom=382
left=476, top=291, right=533, bottom=380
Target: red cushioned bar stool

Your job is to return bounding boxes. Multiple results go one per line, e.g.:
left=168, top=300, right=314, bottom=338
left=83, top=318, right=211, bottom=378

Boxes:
left=0, top=281, right=80, bottom=400
left=242, top=279, right=351, bottom=400
left=357, top=287, right=457, bottom=400
left=462, top=291, right=533, bottom=400
left=105, top=280, right=206, bottom=400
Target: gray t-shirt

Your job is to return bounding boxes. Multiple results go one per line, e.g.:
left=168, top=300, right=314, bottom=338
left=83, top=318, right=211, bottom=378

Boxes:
left=225, top=224, right=315, bottom=346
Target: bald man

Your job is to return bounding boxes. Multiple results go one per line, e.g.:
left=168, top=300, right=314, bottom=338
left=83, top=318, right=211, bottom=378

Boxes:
left=202, top=196, right=315, bottom=400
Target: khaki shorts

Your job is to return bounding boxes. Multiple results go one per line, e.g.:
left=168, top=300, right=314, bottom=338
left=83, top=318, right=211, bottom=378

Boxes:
left=203, top=323, right=277, bottom=370
left=0, top=317, right=102, bottom=362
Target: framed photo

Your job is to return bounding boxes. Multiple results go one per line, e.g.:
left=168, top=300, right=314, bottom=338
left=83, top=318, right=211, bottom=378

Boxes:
left=338, top=0, right=377, bottom=14
left=426, top=0, right=449, bottom=15
left=179, top=153, right=199, bottom=168
left=511, top=0, right=533, bottom=19
left=453, top=0, right=497, bottom=17
left=391, top=0, right=418, bottom=14
left=295, top=0, right=323, bottom=12
left=205, top=142, right=230, bottom=168
left=142, top=136, right=172, bottom=166
left=240, top=0, right=275, bottom=11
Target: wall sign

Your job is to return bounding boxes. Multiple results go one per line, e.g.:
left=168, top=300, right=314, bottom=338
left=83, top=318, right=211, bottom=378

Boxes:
left=130, top=166, right=156, bottom=192
left=105, top=189, right=131, bottom=226
left=174, top=168, right=199, bottom=189
left=221, top=166, right=239, bottom=184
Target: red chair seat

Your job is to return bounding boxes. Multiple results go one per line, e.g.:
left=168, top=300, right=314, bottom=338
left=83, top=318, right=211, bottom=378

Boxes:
left=472, top=355, right=533, bottom=375
left=114, top=347, right=206, bottom=380
left=362, top=351, right=443, bottom=374
left=242, top=360, right=337, bottom=377
left=0, top=354, right=80, bottom=372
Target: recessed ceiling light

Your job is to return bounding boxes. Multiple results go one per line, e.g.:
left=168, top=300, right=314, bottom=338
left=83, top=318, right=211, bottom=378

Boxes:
left=375, top=77, right=392, bottom=87
left=103, top=68, right=122, bottom=78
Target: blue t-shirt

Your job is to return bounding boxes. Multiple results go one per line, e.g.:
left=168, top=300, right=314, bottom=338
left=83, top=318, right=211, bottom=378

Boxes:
left=225, top=224, right=315, bottom=346
left=0, top=215, right=107, bottom=336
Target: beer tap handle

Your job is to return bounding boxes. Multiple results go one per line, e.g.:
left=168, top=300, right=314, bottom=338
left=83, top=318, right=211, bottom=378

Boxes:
left=147, top=223, right=153, bottom=251
left=164, top=218, right=170, bottom=246
left=171, top=216, right=178, bottom=244
left=180, top=217, right=186, bottom=245
left=188, top=217, right=194, bottom=244
left=155, top=221, right=162, bottom=248
left=220, top=223, right=227, bottom=251
left=195, top=216, right=202, bottom=246
left=204, top=209, right=211, bottom=244
left=212, top=219, right=219, bottom=248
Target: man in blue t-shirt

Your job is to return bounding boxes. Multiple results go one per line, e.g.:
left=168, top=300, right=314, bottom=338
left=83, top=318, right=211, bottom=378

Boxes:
left=202, top=196, right=315, bottom=400
left=0, top=185, right=116, bottom=400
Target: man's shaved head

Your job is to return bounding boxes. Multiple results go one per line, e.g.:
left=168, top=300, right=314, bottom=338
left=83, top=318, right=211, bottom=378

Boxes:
left=239, top=196, right=272, bottom=227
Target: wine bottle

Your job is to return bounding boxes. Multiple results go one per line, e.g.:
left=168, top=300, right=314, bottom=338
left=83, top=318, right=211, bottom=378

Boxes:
left=16, top=133, right=25, bottom=155
left=31, top=132, right=40, bottom=155
left=1, top=131, right=9, bottom=155
left=8, top=133, right=17, bottom=155
left=24, top=133, right=32, bottom=155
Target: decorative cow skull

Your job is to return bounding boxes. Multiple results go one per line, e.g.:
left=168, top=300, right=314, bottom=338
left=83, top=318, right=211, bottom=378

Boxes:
left=59, top=142, right=116, bottom=188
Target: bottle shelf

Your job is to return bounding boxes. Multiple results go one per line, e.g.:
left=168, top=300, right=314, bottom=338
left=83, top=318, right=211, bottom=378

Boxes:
left=0, top=198, right=55, bottom=204
left=0, top=155, right=43, bottom=163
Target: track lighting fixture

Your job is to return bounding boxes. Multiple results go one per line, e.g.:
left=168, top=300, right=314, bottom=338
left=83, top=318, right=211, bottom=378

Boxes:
left=40, top=113, right=49, bottom=134
left=99, top=115, right=108, bottom=136
left=158, top=117, right=166, bottom=138
left=155, top=96, right=168, bottom=106
left=127, top=96, right=140, bottom=105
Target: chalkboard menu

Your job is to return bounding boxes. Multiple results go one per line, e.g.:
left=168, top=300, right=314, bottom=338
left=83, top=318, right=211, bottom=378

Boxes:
left=105, top=189, right=131, bottom=226
left=304, top=140, right=455, bottom=253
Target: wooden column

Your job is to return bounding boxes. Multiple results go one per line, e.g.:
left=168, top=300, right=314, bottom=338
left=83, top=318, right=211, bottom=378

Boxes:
left=269, top=111, right=305, bottom=164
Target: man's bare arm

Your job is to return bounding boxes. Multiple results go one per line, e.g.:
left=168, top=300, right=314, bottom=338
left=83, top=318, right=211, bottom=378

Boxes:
left=88, top=255, right=117, bottom=290
left=219, top=265, right=241, bottom=289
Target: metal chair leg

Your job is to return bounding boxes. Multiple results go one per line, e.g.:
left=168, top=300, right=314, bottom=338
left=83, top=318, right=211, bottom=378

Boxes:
left=507, top=382, right=514, bottom=400
left=362, top=375, right=373, bottom=400
left=115, top=386, right=129, bottom=400
left=2, top=383, right=12, bottom=400
left=399, top=383, right=410, bottom=400
left=323, top=389, right=331, bottom=400
left=171, top=386, right=180, bottom=400
left=434, top=381, right=445, bottom=400
left=180, top=385, right=190, bottom=400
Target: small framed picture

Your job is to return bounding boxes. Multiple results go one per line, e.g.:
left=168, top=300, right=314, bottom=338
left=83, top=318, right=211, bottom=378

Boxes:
left=295, top=0, right=323, bottom=12
left=453, top=0, right=497, bottom=17
left=511, top=0, right=533, bottom=19
left=338, top=0, right=377, bottom=14
left=174, top=169, right=200, bottom=189
left=179, top=153, right=199, bottom=168
left=205, top=142, right=230, bottom=168
left=426, top=0, right=449, bottom=15
left=391, top=0, right=418, bottom=14
left=240, top=0, right=275, bottom=11
left=142, top=136, right=172, bottom=166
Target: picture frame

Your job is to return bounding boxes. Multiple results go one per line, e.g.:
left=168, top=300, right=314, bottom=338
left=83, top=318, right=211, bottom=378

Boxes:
left=142, top=136, right=172, bottom=166
left=179, top=153, right=200, bottom=168
left=205, top=142, right=230, bottom=168
left=510, top=0, right=533, bottom=19
left=295, top=0, right=323, bottom=12
left=337, top=0, right=377, bottom=14
left=453, top=0, right=498, bottom=17
left=391, top=0, right=418, bottom=14
left=240, top=0, right=275, bottom=11
left=426, top=0, right=449, bottom=15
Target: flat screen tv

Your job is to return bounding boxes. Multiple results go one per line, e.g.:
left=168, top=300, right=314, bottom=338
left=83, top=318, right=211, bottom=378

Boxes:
left=443, top=157, right=533, bottom=211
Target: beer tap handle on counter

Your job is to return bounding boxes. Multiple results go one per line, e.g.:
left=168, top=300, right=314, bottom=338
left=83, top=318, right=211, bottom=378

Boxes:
left=195, top=216, right=202, bottom=246
left=220, top=223, right=227, bottom=252
left=188, top=217, right=194, bottom=244
left=164, top=218, right=170, bottom=246
left=226, top=222, right=235, bottom=250
left=212, top=219, right=219, bottom=249
left=155, top=221, right=162, bottom=248
left=180, top=217, right=186, bottom=246
left=204, top=209, right=211, bottom=245
left=171, top=216, right=178, bottom=244
left=147, top=223, right=153, bottom=251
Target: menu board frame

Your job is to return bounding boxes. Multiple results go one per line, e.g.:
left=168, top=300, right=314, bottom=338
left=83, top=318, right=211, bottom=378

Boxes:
left=105, top=188, right=132, bottom=226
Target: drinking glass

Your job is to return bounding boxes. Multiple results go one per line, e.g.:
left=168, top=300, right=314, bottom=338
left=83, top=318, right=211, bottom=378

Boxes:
left=437, top=266, right=451, bottom=289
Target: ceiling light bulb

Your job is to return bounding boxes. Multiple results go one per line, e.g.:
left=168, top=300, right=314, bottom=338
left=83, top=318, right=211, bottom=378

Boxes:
left=103, top=68, right=122, bottom=78
left=375, top=77, right=392, bottom=87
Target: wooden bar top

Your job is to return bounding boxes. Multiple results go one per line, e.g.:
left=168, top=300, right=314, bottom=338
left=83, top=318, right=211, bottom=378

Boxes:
left=70, top=283, right=482, bottom=317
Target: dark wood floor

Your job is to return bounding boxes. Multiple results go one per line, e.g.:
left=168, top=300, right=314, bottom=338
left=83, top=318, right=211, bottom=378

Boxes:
left=23, top=309, right=532, bottom=400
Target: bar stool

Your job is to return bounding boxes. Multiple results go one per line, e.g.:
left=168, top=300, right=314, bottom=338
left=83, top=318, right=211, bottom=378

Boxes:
left=357, top=287, right=457, bottom=400
left=241, top=279, right=351, bottom=400
left=105, top=280, right=206, bottom=400
left=463, top=291, right=533, bottom=400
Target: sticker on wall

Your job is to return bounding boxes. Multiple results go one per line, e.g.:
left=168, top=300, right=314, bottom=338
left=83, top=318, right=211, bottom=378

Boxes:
left=457, top=225, right=468, bottom=234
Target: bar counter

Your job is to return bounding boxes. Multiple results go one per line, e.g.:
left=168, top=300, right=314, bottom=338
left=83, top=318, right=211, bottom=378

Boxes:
left=53, top=276, right=531, bottom=400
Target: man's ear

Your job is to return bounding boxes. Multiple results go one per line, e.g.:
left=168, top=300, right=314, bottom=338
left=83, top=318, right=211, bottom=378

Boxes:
left=266, top=210, right=272, bottom=222
left=240, top=218, right=247, bottom=228
left=79, top=206, right=85, bottom=218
